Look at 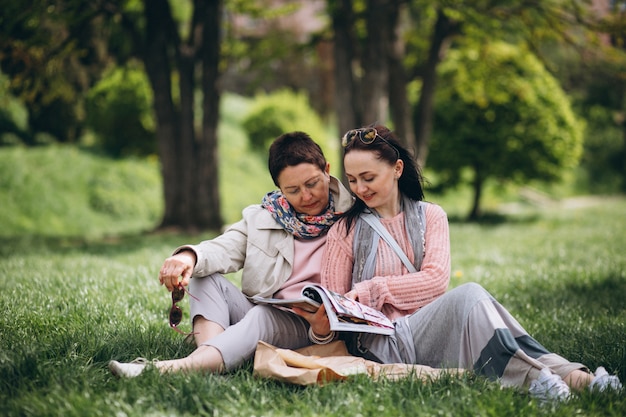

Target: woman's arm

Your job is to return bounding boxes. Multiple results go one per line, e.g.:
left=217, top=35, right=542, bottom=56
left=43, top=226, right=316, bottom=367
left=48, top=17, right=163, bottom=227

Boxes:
left=321, top=220, right=355, bottom=296
left=354, top=204, right=450, bottom=313
left=322, top=204, right=450, bottom=314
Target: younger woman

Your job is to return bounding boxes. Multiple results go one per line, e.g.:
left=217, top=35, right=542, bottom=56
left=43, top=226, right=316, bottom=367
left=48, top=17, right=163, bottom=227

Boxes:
left=310, top=125, right=621, bottom=401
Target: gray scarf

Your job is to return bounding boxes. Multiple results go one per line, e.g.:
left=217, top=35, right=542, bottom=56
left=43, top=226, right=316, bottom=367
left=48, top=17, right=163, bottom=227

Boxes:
left=351, top=195, right=426, bottom=286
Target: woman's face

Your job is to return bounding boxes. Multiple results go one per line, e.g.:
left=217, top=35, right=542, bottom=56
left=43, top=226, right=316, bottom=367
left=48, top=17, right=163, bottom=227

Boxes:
left=277, top=162, right=331, bottom=215
left=344, top=150, right=403, bottom=216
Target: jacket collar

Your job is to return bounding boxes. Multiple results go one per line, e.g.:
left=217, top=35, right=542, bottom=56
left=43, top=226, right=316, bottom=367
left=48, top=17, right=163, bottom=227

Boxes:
left=330, top=175, right=354, bottom=214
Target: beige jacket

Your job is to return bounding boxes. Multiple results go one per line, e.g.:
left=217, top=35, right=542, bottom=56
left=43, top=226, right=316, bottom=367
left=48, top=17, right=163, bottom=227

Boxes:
left=176, top=176, right=353, bottom=298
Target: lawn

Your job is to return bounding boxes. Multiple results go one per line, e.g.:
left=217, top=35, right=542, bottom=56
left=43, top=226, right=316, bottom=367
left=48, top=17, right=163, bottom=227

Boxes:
left=1, top=198, right=625, bottom=416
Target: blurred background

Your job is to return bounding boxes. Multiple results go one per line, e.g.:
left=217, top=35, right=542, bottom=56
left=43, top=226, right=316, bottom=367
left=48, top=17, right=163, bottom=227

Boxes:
left=0, top=0, right=624, bottom=237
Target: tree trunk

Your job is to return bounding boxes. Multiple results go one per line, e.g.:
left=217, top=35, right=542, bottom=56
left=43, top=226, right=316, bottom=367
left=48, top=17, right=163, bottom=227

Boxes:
left=362, top=0, right=390, bottom=126
left=143, top=0, right=184, bottom=229
left=196, top=0, right=223, bottom=230
left=331, top=0, right=359, bottom=138
left=469, top=166, right=483, bottom=221
left=387, top=1, right=413, bottom=148
left=178, top=50, right=197, bottom=230
left=331, top=0, right=359, bottom=180
left=413, top=8, right=459, bottom=167
left=143, top=0, right=223, bottom=232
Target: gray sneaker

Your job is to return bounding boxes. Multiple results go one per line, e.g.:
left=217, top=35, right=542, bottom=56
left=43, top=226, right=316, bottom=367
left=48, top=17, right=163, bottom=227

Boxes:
left=109, top=358, right=150, bottom=378
left=529, top=368, right=570, bottom=403
left=590, top=367, right=623, bottom=392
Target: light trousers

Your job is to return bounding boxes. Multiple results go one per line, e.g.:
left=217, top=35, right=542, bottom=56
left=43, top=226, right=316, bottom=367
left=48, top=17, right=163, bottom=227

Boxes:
left=347, top=283, right=585, bottom=387
left=188, top=274, right=311, bottom=371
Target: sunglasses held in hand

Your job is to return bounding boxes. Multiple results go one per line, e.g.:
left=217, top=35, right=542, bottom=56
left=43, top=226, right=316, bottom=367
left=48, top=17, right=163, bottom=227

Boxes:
left=169, top=284, right=199, bottom=336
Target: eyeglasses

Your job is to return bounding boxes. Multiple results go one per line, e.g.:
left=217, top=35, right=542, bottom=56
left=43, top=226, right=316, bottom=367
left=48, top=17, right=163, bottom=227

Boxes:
left=169, top=284, right=199, bottom=336
left=341, top=127, right=399, bottom=158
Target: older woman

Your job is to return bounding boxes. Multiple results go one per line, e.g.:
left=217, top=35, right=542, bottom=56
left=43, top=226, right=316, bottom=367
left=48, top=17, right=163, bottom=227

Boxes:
left=109, top=131, right=353, bottom=376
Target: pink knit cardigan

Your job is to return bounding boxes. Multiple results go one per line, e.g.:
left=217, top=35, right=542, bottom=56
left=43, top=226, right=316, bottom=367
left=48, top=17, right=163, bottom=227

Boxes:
left=321, top=203, right=451, bottom=320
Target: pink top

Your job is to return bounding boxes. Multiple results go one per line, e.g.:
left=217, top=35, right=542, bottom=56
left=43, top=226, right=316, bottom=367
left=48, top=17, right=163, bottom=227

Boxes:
left=273, top=235, right=327, bottom=299
left=321, top=203, right=450, bottom=320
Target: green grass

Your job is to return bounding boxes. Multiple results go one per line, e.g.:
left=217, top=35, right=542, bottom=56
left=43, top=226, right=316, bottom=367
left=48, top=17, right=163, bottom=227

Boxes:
left=1, top=198, right=625, bottom=416
left=1, top=92, right=624, bottom=415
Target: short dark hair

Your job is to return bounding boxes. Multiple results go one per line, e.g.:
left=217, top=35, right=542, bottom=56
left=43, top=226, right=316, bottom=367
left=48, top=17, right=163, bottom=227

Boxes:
left=268, top=132, right=327, bottom=186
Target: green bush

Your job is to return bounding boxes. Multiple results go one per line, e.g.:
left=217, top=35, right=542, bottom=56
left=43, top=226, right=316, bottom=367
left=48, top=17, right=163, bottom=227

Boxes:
left=242, top=89, right=329, bottom=152
left=576, top=105, right=625, bottom=193
left=0, top=72, right=30, bottom=146
left=85, top=65, right=156, bottom=157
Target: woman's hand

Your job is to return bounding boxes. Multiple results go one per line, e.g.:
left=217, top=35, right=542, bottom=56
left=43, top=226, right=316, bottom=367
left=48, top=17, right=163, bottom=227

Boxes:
left=292, top=304, right=331, bottom=337
left=159, top=250, right=197, bottom=291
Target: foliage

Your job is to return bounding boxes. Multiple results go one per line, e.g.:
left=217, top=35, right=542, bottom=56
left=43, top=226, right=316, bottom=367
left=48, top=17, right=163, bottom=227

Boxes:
left=1, top=198, right=626, bottom=416
left=222, top=1, right=325, bottom=99
left=85, top=64, right=156, bottom=157
left=242, top=88, right=332, bottom=154
left=429, top=41, right=584, bottom=218
left=0, top=72, right=30, bottom=145
left=534, top=13, right=626, bottom=195
left=0, top=0, right=114, bottom=143
left=576, top=105, right=625, bottom=193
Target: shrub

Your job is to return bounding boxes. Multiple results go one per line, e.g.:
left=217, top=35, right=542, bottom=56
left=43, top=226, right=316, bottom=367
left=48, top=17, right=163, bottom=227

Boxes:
left=576, top=105, right=625, bottom=193
left=0, top=72, right=30, bottom=146
left=85, top=65, right=155, bottom=157
left=242, top=89, right=328, bottom=152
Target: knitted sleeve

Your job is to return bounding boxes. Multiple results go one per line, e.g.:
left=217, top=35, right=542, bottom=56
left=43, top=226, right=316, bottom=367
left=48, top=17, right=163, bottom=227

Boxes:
left=322, top=204, right=450, bottom=318
left=320, top=219, right=355, bottom=297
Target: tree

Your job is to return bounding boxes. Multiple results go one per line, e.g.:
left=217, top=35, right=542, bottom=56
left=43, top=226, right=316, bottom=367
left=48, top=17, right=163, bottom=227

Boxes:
left=136, top=0, right=223, bottom=231
left=428, top=42, right=583, bottom=220
left=403, top=1, right=601, bottom=166
left=0, top=0, right=112, bottom=144
left=327, top=0, right=596, bottom=169
left=0, top=0, right=224, bottom=231
left=329, top=0, right=410, bottom=144
left=585, top=1, right=626, bottom=192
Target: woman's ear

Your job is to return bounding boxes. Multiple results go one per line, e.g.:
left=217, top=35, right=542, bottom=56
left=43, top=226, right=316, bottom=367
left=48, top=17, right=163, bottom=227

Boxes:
left=394, top=159, right=404, bottom=179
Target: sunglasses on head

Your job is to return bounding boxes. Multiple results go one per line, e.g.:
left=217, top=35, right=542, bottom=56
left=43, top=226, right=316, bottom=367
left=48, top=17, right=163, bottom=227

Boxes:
left=341, top=127, right=400, bottom=158
left=169, top=284, right=199, bottom=336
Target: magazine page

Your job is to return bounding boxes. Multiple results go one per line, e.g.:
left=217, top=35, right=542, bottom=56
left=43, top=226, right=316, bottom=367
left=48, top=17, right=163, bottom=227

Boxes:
left=250, top=285, right=395, bottom=336
left=248, top=295, right=321, bottom=313
left=304, top=285, right=395, bottom=335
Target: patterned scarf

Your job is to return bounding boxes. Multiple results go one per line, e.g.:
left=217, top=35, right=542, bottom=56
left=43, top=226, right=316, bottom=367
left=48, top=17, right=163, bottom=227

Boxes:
left=261, top=190, right=340, bottom=239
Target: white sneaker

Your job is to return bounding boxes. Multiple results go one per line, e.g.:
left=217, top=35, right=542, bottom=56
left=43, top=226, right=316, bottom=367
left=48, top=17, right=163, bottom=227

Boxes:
left=590, top=366, right=623, bottom=392
left=529, top=368, right=570, bottom=403
left=109, top=358, right=150, bottom=378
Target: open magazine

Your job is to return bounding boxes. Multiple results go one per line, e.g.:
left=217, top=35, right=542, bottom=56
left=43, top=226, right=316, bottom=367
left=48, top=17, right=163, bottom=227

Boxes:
left=249, top=284, right=394, bottom=336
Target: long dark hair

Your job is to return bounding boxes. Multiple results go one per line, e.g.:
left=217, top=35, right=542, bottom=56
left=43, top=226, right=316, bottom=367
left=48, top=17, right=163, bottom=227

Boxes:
left=341, top=125, right=425, bottom=233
